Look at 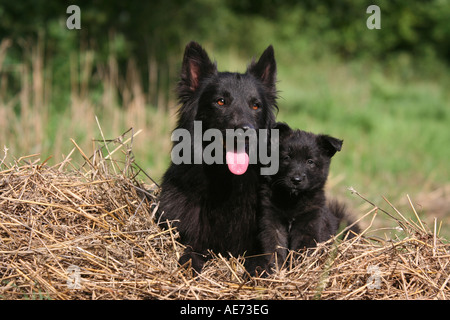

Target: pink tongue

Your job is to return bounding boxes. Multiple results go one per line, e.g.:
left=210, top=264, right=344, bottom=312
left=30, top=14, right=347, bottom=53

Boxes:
left=226, top=151, right=249, bottom=175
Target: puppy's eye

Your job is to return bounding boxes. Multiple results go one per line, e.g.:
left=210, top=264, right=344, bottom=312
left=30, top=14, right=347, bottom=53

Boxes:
left=306, top=159, right=315, bottom=166
left=283, top=155, right=290, bottom=161
left=217, top=98, right=225, bottom=106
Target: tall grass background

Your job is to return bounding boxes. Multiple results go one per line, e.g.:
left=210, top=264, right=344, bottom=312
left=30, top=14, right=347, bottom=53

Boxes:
left=1, top=35, right=449, bottom=238
left=0, top=38, right=174, bottom=180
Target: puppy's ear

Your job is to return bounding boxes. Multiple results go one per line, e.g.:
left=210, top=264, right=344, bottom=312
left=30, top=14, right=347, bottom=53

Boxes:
left=178, top=42, right=217, bottom=101
left=247, top=45, right=277, bottom=89
left=317, top=135, right=343, bottom=158
left=272, top=122, right=291, bottom=137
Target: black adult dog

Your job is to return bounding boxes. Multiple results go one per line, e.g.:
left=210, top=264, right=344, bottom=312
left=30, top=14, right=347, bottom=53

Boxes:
left=258, top=122, right=359, bottom=273
left=157, top=42, right=278, bottom=272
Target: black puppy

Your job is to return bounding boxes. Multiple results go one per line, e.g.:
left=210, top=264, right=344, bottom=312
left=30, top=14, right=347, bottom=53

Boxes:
left=157, top=42, right=278, bottom=273
left=258, top=122, right=358, bottom=272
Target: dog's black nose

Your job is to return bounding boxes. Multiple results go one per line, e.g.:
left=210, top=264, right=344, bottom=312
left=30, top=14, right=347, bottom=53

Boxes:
left=241, top=125, right=255, bottom=131
left=291, top=175, right=305, bottom=185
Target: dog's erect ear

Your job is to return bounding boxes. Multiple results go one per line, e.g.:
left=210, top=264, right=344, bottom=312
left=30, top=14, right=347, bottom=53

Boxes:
left=317, top=135, right=343, bottom=158
left=247, top=45, right=277, bottom=89
left=179, top=41, right=217, bottom=97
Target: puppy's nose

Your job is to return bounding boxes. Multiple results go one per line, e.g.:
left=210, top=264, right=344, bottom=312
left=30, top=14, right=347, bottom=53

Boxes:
left=291, top=175, right=305, bottom=185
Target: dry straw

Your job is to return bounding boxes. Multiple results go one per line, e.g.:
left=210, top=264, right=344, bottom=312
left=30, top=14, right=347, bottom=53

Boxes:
left=0, top=132, right=449, bottom=300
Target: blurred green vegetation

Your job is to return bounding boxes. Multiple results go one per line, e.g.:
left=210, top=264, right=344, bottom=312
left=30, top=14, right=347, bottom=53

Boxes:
left=0, top=0, right=449, bottom=235
left=2, top=0, right=450, bottom=108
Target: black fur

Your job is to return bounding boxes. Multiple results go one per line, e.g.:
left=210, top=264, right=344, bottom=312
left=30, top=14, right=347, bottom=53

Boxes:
left=258, top=122, right=358, bottom=272
left=157, top=42, right=278, bottom=273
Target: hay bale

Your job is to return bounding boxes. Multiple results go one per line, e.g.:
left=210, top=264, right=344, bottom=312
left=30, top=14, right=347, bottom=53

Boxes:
left=0, top=138, right=449, bottom=300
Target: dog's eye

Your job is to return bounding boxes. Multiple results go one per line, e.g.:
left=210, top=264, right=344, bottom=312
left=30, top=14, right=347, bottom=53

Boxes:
left=252, top=102, right=260, bottom=110
left=283, top=155, right=290, bottom=161
left=306, top=159, right=315, bottom=166
left=217, top=98, right=225, bottom=106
